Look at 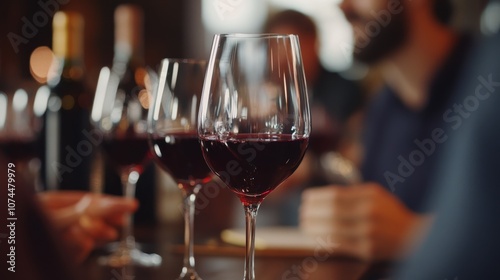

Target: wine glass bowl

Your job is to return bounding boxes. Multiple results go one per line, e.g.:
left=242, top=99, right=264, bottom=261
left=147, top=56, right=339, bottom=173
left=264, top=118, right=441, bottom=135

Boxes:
left=0, top=88, right=45, bottom=191
left=91, top=66, right=161, bottom=267
left=148, top=58, right=210, bottom=280
left=149, top=59, right=211, bottom=190
left=198, top=34, right=311, bottom=280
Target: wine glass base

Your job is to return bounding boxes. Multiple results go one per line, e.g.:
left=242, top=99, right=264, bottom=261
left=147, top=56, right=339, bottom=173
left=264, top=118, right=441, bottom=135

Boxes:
left=98, top=248, right=162, bottom=268
left=103, top=241, right=143, bottom=252
left=177, top=268, right=202, bottom=280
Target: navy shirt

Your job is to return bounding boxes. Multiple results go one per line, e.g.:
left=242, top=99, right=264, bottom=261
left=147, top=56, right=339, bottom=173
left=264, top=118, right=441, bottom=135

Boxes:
left=397, top=29, right=500, bottom=280
left=361, top=37, right=472, bottom=213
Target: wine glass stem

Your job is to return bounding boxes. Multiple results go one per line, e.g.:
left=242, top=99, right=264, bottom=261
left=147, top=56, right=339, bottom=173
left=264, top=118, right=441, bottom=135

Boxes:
left=181, top=185, right=200, bottom=274
left=244, top=203, right=260, bottom=280
left=120, top=171, right=139, bottom=251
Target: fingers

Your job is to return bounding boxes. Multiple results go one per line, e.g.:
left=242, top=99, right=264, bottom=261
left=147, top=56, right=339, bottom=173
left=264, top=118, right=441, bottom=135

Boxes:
left=301, top=183, right=378, bottom=204
left=299, top=184, right=383, bottom=259
left=79, top=215, right=118, bottom=242
left=37, top=191, right=89, bottom=209
left=62, top=225, right=96, bottom=263
left=86, top=195, right=139, bottom=218
left=38, top=191, right=139, bottom=218
left=299, top=183, right=420, bottom=260
left=300, top=184, right=377, bottom=222
left=104, top=213, right=128, bottom=227
left=39, top=192, right=139, bottom=263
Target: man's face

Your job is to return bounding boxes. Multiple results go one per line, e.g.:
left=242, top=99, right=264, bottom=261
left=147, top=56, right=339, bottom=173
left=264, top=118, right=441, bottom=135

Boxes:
left=340, top=0, right=409, bottom=64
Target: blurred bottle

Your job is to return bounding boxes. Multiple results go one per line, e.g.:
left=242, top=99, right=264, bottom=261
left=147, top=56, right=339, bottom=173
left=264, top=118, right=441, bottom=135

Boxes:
left=112, top=4, right=145, bottom=83
left=41, top=11, right=92, bottom=190
left=101, top=4, right=157, bottom=224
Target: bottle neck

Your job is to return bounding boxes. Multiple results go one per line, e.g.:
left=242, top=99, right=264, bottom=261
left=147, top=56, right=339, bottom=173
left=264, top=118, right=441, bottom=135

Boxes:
left=47, top=56, right=85, bottom=87
left=112, top=42, right=144, bottom=79
left=51, top=11, right=85, bottom=83
left=113, top=4, right=144, bottom=78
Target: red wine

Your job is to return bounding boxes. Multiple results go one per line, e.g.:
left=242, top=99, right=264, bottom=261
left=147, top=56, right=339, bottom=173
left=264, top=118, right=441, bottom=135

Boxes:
left=151, top=132, right=212, bottom=185
left=0, top=138, right=39, bottom=161
left=102, top=136, right=151, bottom=174
left=200, top=134, right=308, bottom=204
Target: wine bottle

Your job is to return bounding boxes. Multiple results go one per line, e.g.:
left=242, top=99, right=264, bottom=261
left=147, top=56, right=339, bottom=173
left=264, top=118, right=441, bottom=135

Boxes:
left=42, top=11, right=91, bottom=190
left=101, top=4, right=157, bottom=224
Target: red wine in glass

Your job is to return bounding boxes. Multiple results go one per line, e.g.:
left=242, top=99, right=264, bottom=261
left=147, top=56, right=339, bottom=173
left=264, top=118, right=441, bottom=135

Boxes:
left=200, top=134, right=308, bottom=204
left=101, top=136, right=151, bottom=174
left=150, top=132, right=212, bottom=189
left=0, top=138, right=39, bottom=162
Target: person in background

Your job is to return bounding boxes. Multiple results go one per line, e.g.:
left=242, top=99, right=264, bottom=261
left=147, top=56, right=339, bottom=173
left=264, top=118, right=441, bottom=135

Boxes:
left=396, top=1, right=500, bottom=277
left=300, top=0, right=473, bottom=261
left=256, top=9, right=366, bottom=226
left=264, top=9, right=365, bottom=180
left=264, top=9, right=364, bottom=127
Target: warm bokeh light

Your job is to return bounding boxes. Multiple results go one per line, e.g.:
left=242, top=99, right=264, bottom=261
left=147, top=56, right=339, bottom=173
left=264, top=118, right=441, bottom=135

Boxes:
left=138, top=89, right=150, bottom=109
left=30, top=46, right=57, bottom=84
left=134, top=67, right=147, bottom=87
left=62, top=94, right=75, bottom=110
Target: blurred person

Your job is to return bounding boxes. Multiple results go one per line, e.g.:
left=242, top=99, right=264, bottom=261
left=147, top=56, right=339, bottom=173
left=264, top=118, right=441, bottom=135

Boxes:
left=300, top=0, right=474, bottom=261
left=0, top=156, right=137, bottom=279
left=395, top=2, right=500, bottom=278
left=1, top=156, right=77, bottom=280
left=264, top=9, right=364, bottom=126
left=264, top=10, right=364, bottom=165
left=256, top=10, right=365, bottom=226
left=38, top=191, right=138, bottom=263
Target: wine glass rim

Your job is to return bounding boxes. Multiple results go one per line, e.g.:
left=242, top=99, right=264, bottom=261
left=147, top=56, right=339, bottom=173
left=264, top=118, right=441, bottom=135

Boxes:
left=160, top=58, right=207, bottom=65
left=215, top=33, right=298, bottom=39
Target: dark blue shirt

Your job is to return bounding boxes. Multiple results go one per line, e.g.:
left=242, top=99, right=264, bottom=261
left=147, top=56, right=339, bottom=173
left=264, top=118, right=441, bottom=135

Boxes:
left=361, top=37, right=472, bottom=213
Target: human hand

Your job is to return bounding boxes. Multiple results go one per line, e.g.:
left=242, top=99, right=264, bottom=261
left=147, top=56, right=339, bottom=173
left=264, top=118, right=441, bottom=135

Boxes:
left=37, top=191, right=138, bottom=263
left=299, top=183, right=432, bottom=260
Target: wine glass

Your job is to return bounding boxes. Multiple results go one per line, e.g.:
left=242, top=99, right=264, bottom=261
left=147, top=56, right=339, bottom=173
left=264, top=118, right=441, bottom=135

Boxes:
left=148, top=59, right=210, bottom=280
left=91, top=66, right=161, bottom=267
left=0, top=88, right=45, bottom=191
left=198, top=34, right=311, bottom=279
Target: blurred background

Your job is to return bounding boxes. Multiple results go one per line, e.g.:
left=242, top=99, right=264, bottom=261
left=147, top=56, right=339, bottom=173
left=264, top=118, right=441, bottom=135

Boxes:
left=0, top=0, right=491, bottom=229
left=0, top=0, right=488, bottom=89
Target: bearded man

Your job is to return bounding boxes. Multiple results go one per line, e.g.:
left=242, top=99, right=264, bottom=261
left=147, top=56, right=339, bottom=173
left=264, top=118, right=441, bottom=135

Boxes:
left=299, top=0, right=473, bottom=261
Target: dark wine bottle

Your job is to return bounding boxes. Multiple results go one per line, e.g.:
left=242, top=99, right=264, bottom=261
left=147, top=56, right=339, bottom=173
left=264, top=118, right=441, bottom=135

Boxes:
left=42, top=11, right=91, bottom=190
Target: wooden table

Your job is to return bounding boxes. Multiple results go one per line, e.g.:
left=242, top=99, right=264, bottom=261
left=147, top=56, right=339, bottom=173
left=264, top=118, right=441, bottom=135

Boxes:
left=82, top=224, right=392, bottom=280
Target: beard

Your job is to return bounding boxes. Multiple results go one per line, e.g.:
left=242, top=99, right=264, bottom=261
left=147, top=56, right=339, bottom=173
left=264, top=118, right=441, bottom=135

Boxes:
left=345, top=5, right=409, bottom=64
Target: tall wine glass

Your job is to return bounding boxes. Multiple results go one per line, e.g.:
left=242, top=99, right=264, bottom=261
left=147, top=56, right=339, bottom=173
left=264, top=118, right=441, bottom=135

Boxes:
left=198, top=34, right=311, bottom=280
left=91, top=66, right=161, bottom=267
left=148, top=59, right=210, bottom=280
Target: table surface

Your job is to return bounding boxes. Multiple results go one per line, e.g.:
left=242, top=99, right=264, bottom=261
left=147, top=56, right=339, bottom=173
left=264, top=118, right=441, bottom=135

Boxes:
left=82, top=224, right=393, bottom=280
